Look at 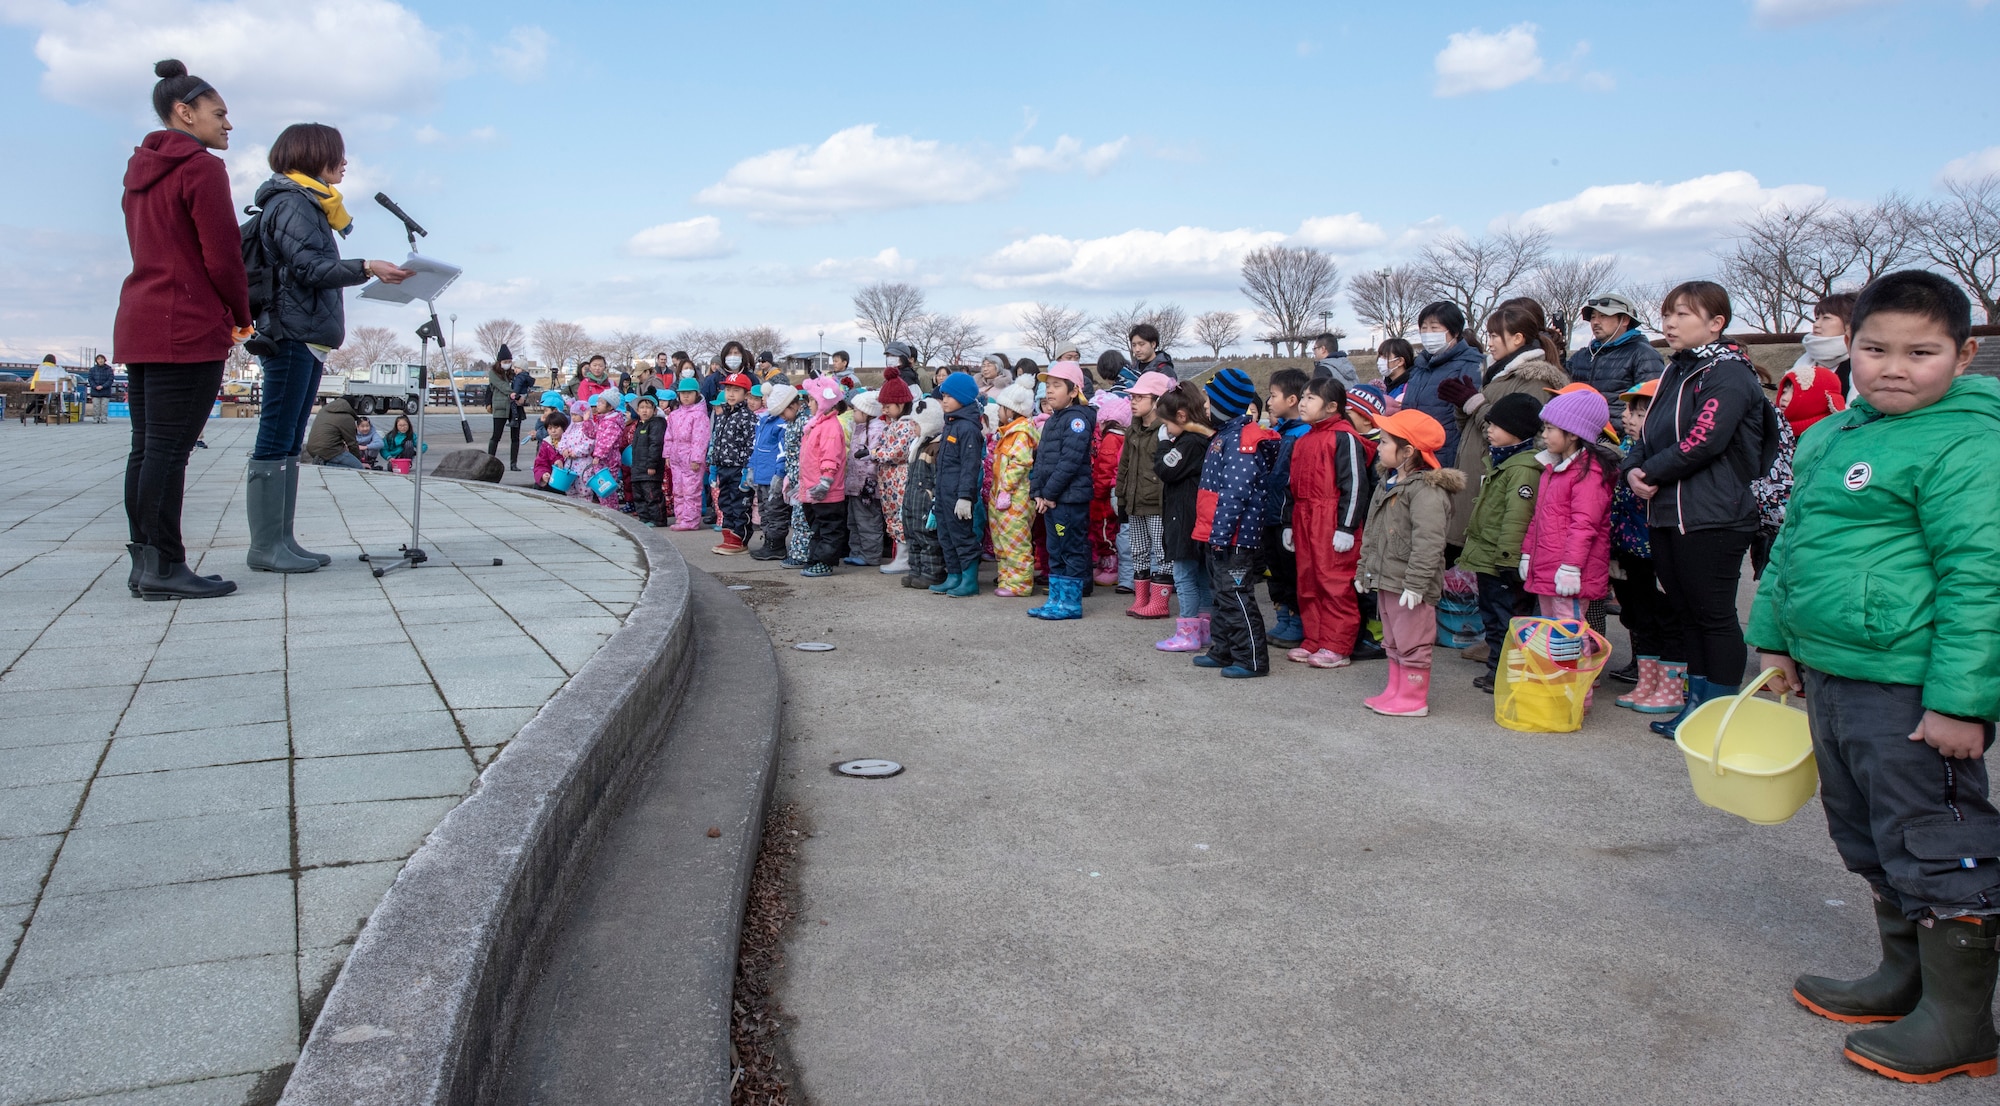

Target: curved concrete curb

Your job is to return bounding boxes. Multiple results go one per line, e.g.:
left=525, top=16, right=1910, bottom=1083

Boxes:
left=280, top=497, right=696, bottom=1106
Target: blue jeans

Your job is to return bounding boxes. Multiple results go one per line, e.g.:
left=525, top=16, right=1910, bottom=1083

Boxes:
left=1172, top=557, right=1213, bottom=617
left=254, top=340, right=324, bottom=460
left=321, top=451, right=365, bottom=469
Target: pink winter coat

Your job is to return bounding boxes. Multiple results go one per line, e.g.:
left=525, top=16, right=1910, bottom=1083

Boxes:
left=664, top=402, right=710, bottom=468
left=799, top=410, right=850, bottom=503
left=590, top=411, right=626, bottom=468
left=1521, top=449, right=1613, bottom=600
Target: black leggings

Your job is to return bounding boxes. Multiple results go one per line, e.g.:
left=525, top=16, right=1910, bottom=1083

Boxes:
left=1649, top=527, right=1751, bottom=685
left=488, top=414, right=520, bottom=463
left=125, top=362, right=224, bottom=565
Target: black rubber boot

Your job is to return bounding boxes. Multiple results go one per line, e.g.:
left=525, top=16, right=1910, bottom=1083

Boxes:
left=1843, top=915, right=1999, bottom=1083
left=137, top=546, right=238, bottom=601
left=1794, top=899, right=1922, bottom=1023
left=128, top=543, right=222, bottom=597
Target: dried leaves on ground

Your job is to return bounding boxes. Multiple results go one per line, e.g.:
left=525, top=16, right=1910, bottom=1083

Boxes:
left=732, top=801, right=803, bottom=1106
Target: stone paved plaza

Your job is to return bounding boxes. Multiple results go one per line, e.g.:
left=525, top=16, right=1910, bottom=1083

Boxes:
left=0, top=421, right=639, bottom=1105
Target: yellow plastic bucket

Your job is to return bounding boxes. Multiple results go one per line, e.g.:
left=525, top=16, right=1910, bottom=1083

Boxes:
left=1674, top=668, right=1818, bottom=825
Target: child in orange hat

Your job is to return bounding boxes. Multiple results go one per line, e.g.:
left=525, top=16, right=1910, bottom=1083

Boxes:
left=1354, top=408, right=1465, bottom=717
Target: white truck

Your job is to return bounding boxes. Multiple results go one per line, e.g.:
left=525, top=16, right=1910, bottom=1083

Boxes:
left=317, top=362, right=425, bottom=416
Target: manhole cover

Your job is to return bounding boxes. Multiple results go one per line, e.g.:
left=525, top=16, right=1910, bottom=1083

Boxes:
left=727, top=584, right=752, bottom=591
left=794, top=642, right=836, bottom=652
left=833, top=759, right=903, bottom=778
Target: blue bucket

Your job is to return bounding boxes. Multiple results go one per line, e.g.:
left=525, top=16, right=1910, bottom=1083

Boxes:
left=622, top=445, right=633, bottom=466
left=587, top=468, right=620, bottom=498
left=548, top=467, right=577, bottom=492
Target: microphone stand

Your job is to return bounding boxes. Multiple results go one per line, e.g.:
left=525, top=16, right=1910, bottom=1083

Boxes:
left=359, top=198, right=502, bottom=579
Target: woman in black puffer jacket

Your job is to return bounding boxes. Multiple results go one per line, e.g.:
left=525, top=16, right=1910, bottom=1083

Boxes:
left=247, top=123, right=409, bottom=573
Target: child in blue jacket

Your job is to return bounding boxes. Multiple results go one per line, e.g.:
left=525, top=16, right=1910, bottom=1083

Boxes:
left=1191, top=368, right=1279, bottom=677
left=1028, top=361, right=1097, bottom=619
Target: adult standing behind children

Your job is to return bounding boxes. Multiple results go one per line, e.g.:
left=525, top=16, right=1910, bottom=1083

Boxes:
left=1405, top=301, right=1484, bottom=466
left=1128, top=324, right=1177, bottom=382
left=1564, top=292, right=1664, bottom=419
left=113, top=60, right=250, bottom=600
left=1445, top=300, right=1570, bottom=552
left=249, top=121, right=411, bottom=574
left=487, top=344, right=525, bottom=469
left=1623, top=281, right=1777, bottom=736
left=1749, top=271, right=2000, bottom=1085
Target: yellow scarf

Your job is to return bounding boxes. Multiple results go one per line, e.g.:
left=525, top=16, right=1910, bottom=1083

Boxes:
left=284, top=172, right=353, bottom=235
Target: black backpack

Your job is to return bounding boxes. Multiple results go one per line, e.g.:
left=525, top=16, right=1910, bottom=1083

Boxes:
left=240, top=204, right=276, bottom=319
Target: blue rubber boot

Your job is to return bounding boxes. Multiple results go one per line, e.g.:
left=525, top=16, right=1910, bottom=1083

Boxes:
left=1651, top=675, right=1711, bottom=737
left=930, top=567, right=962, bottom=594
left=1029, top=576, right=1083, bottom=620
left=946, top=563, right=980, bottom=597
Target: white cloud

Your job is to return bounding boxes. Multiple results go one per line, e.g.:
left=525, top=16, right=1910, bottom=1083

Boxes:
left=1751, top=0, right=1899, bottom=26
left=492, top=25, right=550, bottom=80
left=695, top=123, right=1129, bottom=223
left=973, top=226, right=1287, bottom=292
left=1434, top=24, right=1543, bottom=96
left=1291, top=213, right=1389, bottom=251
left=1943, top=145, right=2000, bottom=182
left=1511, top=171, right=1827, bottom=246
left=627, top=216, right=735, bottom=260
left=804, top=248, right=916, bottom=282
left=3, top=0, right=445, bottom=126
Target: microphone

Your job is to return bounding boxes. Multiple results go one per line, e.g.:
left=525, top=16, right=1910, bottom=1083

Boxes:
left=374, top=192, right=427, bottom=238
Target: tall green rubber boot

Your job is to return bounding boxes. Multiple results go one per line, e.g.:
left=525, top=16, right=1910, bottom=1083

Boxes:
left=1794, top=899, right=1922, bottom=1023
left=1843, top=916, right=1999, bottom=1083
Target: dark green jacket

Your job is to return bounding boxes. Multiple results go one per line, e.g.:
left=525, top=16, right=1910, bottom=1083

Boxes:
left=1746, top=375, right=2000, bottom=719
left=1457, top=445, right=1544, bottom=576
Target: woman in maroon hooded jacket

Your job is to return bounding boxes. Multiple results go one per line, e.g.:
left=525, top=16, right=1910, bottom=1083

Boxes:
left=111, top=59, right=246, bottom=600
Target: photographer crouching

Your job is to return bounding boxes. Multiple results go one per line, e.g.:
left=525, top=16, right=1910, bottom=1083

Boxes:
left=246, top=123, right=411, bottom=573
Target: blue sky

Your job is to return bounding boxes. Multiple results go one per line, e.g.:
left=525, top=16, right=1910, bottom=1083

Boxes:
left=2, top=0, right=1994, bottom=364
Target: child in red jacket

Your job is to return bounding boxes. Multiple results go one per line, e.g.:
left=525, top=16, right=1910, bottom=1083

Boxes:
left=1089, top=393, right=1129, bottom=586
left=1520, top=388, right=1616, bottom=623
left=1287, top=378, right=1375, bottom=669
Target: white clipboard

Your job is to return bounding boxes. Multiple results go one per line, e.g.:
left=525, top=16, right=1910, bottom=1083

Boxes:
left=358, top=254, right=462, bottom=304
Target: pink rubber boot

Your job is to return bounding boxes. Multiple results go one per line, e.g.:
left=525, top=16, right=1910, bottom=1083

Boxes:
left=1155, top=618, right=1203, bottom=652
left=1364, top=660, right=1404, bottom=712
left=1372, top=666, right=1432, bottom=717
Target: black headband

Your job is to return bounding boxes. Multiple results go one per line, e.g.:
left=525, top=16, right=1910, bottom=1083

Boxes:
left=176, top=79, right=215, bottom=106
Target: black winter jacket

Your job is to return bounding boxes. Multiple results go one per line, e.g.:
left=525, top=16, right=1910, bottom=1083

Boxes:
left=1134, top=349, right=1177, bottom=382
left=629, top=414, right=666, bottom=480
left=709, top=402, right=756, bottom=468
left=1565, top=327, right=1664, bottom=418
left=935, top=405, right=985, bottom=506
left=253, top=176, right=369, bottom=350
left=1405, top=339, right=1484, bottom=462
left=1623, top=343, right=1777, bottom=534
left=1155, top=426, right=1210, bottom=563
left=1031, top=402, right=1097, bottom=504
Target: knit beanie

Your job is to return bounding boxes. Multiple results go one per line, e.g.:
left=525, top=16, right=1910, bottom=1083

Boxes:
left=1486, top=392, right=1545, bottom=442
left=1540, top=387, right=1611, bottom=442
left=939, top=371, right=979, bottom=408
left=1347, top=385, right=1388, bottom=418
left=876, top=375, right=914, bottom=406
left=1204, top=367, right=1257, bottom=420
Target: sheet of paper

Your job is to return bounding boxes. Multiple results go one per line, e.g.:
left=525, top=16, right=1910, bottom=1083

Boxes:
left=358, top=254, right=462, bottom=304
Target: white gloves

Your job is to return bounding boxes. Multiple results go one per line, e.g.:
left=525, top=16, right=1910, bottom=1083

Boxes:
left=1554, top=564, right=1583, bottom=597
left=1398, top=588, right=1422, bottom=610
left=1281, top=528, right=1294, bottom=552
left=1355, top=578, right=1368, bottom=594
left=1332, top=530, right=1354, bottom=554
left=954, top=498, right=973, bottom=520
left=808, top=477, right=831, bottom=502
left=1519, top=553, right=1531, bottom=577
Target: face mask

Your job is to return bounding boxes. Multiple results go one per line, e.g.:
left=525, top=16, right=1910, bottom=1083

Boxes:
left=886, top=355, right=903, bottom=368
left=1801, top=333, right=1847, bottom=365
left=725, top=355, right=742, bottom=369
left=1420, top=332, right=1450, bottom=354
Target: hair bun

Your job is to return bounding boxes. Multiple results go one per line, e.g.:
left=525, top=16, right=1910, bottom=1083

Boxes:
left=154, top=59, right=187, bottom=79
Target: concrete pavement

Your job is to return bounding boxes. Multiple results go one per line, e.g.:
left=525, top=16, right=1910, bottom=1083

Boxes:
left=0, top=421, right=637, bottom=1105
left=678, top=533, right=1993, bottom=1106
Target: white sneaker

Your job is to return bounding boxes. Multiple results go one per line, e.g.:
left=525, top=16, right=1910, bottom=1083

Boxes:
left=879, top=551, right=909, bottom=575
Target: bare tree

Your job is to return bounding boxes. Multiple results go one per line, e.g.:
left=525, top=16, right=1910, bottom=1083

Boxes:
left=1524, top=255, right=1622, bottom=334
left=852, top=281, right=928, bottom=345
left=1824, top=197, right=1923, bottom=286
left=667, top=327, right=724, bottom=365
left=1718, top=197, right=1930, bottom=332
left=1917, top=175, right=2000, bottom=324
left=1240, top=246, right=1342, bottom=355
left=1346, top=263, right=1432, bottom=340
left=327, top=326, right=415, bottom=374
left=1417, top=228, right=1551, bottom=330
left=1622, top=279, right=1676, bottom=332
left=605, top=329, right=659, bottom=370
left=1089, top=300, right=1187, bottom=353
left=903, top=313, right=946, bottom=366
left=1017, top=301, right=1089, bottom=360
left=472, top=318, right=526, bottom=359
left=1192, top=310, right=1243, bottom=357
left=934, top=314, right=987, bottom=367
left=531, top=319, right=591, bottom=372
left=736, top=325, right=788, bottom=360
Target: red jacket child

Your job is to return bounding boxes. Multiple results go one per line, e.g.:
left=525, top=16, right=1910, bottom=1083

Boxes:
left=1776, top=362, right=1847, bottom=440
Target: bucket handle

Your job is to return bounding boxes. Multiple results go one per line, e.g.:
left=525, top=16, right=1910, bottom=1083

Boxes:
left=1707, top=667, right=1790, bottom=777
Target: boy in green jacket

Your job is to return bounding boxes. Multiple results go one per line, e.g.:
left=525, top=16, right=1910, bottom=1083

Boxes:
left=1748, top=270, right=2000, bottom=1084
left=1456, top=392, right=1546, bottom=692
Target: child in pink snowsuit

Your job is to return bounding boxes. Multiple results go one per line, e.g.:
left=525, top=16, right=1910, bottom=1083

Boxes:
left=664, top=378, right=712, bottom=529
left=587, top=391, right=627, bottom=510
left=557, top=401, right=597, bottom=500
